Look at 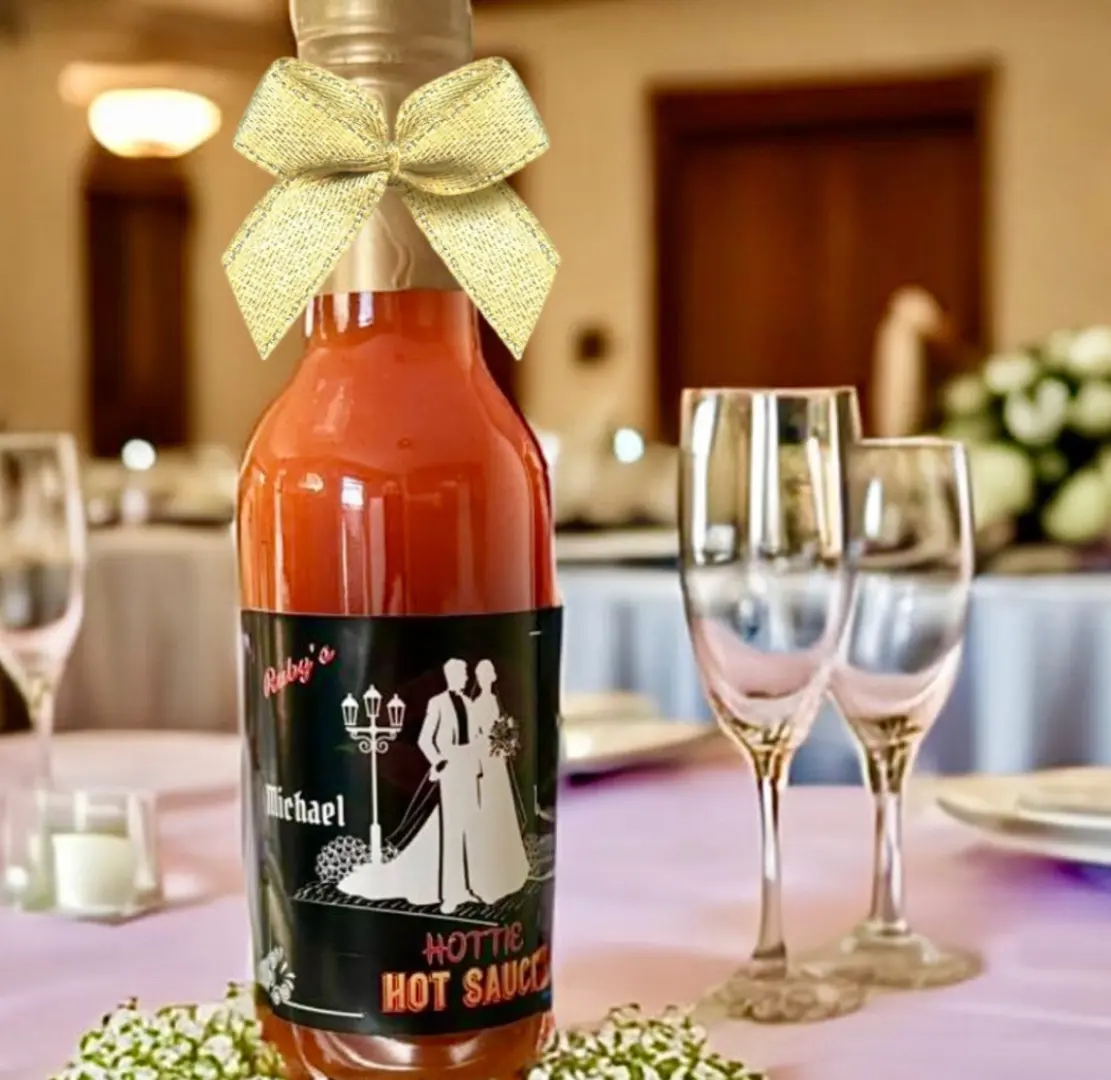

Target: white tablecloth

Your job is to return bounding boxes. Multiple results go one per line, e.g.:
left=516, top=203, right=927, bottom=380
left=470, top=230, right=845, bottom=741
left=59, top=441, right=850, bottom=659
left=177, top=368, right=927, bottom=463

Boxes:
left=56, top=527, right=238, bottom=734
left=561, top=568, right=1111, bottom=783
left=43, top=528, right=1111, bottom=784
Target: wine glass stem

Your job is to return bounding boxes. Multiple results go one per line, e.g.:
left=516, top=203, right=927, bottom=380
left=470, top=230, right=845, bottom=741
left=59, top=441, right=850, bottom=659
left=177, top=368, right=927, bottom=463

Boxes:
left=27, top=680, right=55, bottom=788
left=866, top=752, right=908, bottom=937
left=751, top=760, right=788, bottom=975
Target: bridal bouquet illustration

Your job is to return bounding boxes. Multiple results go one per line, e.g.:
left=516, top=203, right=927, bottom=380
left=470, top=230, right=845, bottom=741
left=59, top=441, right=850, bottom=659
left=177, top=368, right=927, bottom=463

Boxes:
left=489, top=714, right=521, bottom=758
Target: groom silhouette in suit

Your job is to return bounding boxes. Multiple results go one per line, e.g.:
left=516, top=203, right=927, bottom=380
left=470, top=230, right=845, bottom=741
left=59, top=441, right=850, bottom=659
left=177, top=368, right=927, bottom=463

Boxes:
left=418, top=658, right=482, bottom=913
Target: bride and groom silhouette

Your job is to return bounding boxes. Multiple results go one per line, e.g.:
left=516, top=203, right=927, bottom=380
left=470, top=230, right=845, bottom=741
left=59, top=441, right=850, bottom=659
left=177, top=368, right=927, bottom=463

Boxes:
left=338, top=658, right=530, bottom=914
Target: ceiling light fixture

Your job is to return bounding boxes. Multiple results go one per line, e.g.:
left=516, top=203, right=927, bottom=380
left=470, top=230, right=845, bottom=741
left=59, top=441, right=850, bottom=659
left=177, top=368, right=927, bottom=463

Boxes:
left=87, top=86, right=222, bottom=158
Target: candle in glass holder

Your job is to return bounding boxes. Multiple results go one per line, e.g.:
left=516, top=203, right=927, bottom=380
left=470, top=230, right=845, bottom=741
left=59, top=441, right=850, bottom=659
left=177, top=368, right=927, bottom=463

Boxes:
left=51, top=832, right=139, bottom=915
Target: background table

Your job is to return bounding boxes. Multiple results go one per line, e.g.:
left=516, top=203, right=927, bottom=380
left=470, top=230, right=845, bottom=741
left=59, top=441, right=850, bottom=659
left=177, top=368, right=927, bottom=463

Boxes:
left=562, top=567, right=1111, bottom=782
left=56, top=527, right=239, bottom=734
left=2, top=744, right=1109, bottom=1080
left=37, top=527, right=1111, bottom=783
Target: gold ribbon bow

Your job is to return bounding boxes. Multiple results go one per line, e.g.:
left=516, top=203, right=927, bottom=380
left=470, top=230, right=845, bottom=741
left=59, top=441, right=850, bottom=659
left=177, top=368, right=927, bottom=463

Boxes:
left=224, top=57, right=559, bottom=359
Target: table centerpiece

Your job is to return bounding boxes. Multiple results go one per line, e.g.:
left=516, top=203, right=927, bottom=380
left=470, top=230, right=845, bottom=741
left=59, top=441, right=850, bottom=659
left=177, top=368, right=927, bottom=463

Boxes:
left=938, top=324, right=1111, bottom=569
left=50, top=986, right=766, bottom=1080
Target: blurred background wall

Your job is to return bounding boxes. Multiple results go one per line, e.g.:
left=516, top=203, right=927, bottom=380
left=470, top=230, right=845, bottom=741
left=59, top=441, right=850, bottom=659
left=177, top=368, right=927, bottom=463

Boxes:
left=2, top=0, right=1110, bottom=448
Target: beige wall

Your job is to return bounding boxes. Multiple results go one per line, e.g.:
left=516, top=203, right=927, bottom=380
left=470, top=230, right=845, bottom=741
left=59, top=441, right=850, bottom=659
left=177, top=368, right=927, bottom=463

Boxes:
left=2, top=0, right=1110, bottom=449
left=477, top=0, right=1111, bottom=437
left=0, top=30, right=299, bottom=452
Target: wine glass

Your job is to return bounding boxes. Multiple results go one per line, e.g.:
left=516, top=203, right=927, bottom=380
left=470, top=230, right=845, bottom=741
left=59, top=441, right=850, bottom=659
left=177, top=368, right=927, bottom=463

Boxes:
left=822, top=436, right=979, bottom=988
left=0, top=434, right=87, bottom=786
left=679, top=387, right=865, bottom=1024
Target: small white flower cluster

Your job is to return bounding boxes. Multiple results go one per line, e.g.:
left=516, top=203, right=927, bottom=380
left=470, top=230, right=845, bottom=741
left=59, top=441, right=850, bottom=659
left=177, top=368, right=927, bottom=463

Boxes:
left=54, top=991, right=762, bottom=1080
left=489, top=714, right=521, bottom=758
left=528, top=1005, right=765, bottom=1080
left=939, top=325, right=1111, bottom=545
left=51, top=984, right=286, bottom=1080
left=257, top=948, right=296, bottom=1007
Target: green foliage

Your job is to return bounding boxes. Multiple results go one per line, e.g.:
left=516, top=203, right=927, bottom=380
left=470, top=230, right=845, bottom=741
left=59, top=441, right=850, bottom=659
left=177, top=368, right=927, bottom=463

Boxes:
left=938, top=327, right=1111, bottom=544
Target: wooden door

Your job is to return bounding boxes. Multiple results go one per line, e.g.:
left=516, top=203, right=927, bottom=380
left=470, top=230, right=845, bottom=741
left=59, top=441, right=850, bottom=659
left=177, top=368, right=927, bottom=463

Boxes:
left=84, top=146, right=193, bottom=457
left=653, top=71, right=991, bottom=441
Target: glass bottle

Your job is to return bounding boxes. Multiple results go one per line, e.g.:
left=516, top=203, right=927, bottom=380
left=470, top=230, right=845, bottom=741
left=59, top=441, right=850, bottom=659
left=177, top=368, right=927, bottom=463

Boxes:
left=237, top=3, right=560, bottom=1078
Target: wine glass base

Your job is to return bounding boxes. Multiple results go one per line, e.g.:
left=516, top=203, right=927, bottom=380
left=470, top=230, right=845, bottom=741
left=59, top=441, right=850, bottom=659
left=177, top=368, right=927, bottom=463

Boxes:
left=696, top=964, right=866, bottom=1025
left=813, top=927, right=982, bottom=990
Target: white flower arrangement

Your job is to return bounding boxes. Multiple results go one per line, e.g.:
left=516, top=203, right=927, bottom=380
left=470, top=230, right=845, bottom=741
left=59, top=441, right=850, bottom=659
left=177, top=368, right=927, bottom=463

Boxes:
left=938, top=325, right=1111, bottom=546
left=54, top=991, right=765, bottom=1080
left=528, top=1005, right=765, bottom=1080
left=51, top=984, right=286, bottom=1080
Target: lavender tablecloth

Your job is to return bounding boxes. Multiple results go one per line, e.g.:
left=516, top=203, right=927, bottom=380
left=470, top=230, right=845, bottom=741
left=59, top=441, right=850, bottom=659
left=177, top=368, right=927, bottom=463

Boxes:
left=2, top=736, right=1109, bottom=1080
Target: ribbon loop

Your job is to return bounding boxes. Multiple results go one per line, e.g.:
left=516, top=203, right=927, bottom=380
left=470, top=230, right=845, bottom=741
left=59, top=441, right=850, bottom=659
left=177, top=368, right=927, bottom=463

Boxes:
left=234, top=58, right=390, bottom=178
left=397, top=57, right=550, bottom=197
left=225, top=171, right=389, bottom=359
left=224, top=56, right=559, bottom=360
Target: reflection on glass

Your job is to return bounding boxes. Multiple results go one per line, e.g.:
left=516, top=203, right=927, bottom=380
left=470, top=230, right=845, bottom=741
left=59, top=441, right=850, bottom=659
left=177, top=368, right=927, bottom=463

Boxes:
left=679, top=388, right=865, bottom=1024
left=821, top=437, right=979, bottom=989
left=0, top=433, right=87, bottom=787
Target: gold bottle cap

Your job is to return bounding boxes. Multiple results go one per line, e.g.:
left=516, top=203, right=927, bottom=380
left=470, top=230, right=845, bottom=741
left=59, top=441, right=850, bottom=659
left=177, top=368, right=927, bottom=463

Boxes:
left=288, top=0, right=475, bottom=296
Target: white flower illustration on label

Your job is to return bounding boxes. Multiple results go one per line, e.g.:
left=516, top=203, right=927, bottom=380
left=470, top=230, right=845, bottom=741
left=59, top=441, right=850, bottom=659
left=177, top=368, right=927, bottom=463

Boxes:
left=257, top=946, right=296, bottom=1006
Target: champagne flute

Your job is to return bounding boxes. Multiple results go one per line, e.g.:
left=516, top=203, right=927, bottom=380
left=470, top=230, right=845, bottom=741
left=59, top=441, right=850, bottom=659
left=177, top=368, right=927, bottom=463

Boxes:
left=823, top=437, right=979, bottom=988
left=679, top=388, right=864, bottom=1024
left=0, top=434, right=87, bottom=786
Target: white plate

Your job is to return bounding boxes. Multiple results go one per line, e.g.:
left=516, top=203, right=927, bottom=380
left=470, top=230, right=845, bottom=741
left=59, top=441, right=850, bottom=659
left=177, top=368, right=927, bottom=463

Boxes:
left=937, top=770, right=1111, bottom=839
left=0, top=731, right=240, bottom=802
left=555, top=529, right=677, bottom=564
left=941, top=818, right=1111, bottom=869
left=936, top=770, right=1111, bottom=867
left=561, top=717, right=715, bottom=776
left=1014, top=769, right=1111, bottom=829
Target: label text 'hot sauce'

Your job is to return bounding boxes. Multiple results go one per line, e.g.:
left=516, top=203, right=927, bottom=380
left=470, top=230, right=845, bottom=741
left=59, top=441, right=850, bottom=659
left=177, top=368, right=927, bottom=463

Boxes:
left=380, top=921, right=552, bottom=1014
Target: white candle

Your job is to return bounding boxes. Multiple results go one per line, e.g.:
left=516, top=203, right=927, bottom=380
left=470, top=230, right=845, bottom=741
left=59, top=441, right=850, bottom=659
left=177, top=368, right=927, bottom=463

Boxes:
left=52, top=833, right=138, bottom=915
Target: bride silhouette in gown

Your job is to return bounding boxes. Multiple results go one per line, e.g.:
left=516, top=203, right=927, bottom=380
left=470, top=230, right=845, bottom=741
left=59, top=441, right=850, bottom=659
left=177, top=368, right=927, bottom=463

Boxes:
left=468, top=660, right=530, bottom=901
left=337, top=660, right=530, bottom=909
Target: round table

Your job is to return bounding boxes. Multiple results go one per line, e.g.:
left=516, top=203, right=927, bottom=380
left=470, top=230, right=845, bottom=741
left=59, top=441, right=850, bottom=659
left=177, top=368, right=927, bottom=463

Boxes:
left=2, top=735, right=1109, bottom=1080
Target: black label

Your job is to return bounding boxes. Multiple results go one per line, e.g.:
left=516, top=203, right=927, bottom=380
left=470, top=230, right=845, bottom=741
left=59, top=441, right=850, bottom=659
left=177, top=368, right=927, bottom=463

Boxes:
left=241, top=608, right=562, bottom=1037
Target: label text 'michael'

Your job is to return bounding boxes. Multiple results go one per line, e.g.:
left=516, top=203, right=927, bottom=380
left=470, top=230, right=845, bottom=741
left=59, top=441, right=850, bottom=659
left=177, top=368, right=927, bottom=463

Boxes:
left=264, top=784, right=346, bottom=828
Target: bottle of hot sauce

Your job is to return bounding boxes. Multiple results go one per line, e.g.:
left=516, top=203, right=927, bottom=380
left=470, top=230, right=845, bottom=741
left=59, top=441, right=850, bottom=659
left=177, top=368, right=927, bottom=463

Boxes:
left=236, top=2, right=560, bottom=1078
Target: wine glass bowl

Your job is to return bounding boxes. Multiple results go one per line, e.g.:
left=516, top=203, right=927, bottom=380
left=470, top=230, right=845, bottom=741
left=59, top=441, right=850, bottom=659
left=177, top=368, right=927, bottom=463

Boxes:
left=823, top=436, right=980, bottom=989
left=679, top=387, right=865, bottom=1024
left=0, top=433, right=86, bottom=788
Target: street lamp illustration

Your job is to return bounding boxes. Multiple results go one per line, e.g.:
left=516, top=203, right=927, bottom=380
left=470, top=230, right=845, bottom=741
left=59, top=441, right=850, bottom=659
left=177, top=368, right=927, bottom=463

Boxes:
left=342, top=686, right=406, bottom=863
